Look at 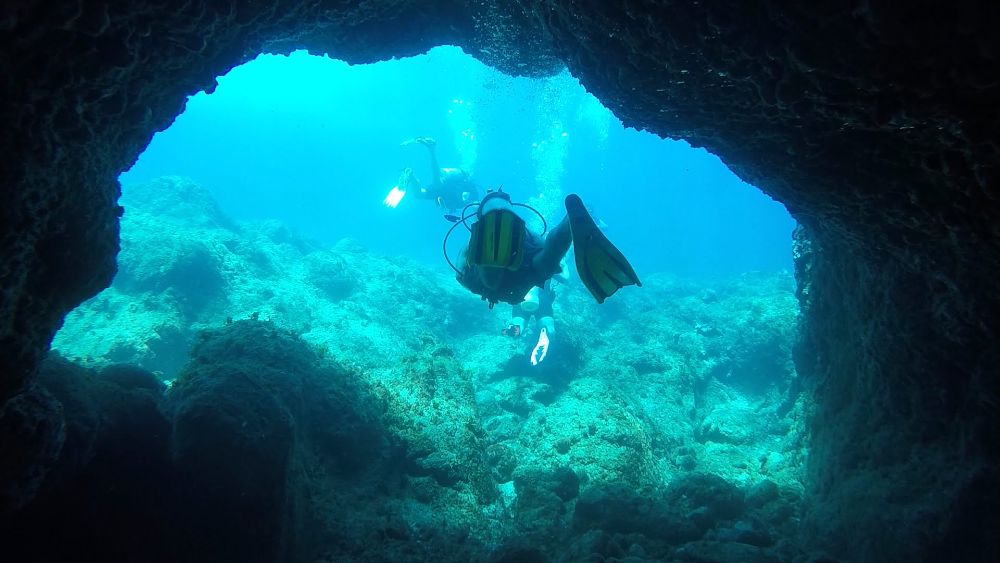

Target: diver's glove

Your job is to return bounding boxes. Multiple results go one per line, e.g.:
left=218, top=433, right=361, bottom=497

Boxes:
left=501, top=324, right=521, bottom=338
left=530, top=328, right=550, bottom=366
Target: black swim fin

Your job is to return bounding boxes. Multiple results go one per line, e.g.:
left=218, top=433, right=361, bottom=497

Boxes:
left=565, top=194, right=641, bottom=303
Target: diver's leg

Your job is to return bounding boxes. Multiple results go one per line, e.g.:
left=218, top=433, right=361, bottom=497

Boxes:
left=537, top=289, right=555, bottom=334
left=532, top=216, right=572, bottom=278
left=417, top=137, right=442, bottom=185
left=538, top=288, right=555, bottom=317
left=504, top=305, right=527, bottom=337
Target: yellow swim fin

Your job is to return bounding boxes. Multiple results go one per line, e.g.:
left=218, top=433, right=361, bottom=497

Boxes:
left=566, top=194, right=641, bottom=303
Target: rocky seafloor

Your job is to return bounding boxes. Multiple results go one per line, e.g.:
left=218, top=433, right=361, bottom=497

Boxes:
left=4, top=2, right=998, bottom=561
left=19, top=176, right=805, bottom=562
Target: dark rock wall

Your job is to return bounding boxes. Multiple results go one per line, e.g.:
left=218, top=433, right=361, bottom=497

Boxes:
left=168, top=321, right=391, bottom=563
left=1, top=323, right=399, bottom=563
left=793, top=225, right=1000, bottom=560
left=0, top=0, right=475, bottom=401
left=1, top=358, right=177, bottom=562
left=534, top=1, right=1000, bottom=291
left=1, top=1, right=998, bottom=561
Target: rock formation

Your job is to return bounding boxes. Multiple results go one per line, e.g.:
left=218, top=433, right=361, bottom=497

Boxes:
left=1, top=2, right=997, bottom=561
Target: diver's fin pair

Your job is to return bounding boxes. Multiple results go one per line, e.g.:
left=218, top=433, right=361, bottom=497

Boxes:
left=565, top=194, right=641, bottom=303
left=467, top=208, right=526, bottom=270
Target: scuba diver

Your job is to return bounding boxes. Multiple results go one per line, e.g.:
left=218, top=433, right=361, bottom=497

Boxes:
left=384, top=137, right=480, bottom=220
left=443, top=188, right=641, bottom=336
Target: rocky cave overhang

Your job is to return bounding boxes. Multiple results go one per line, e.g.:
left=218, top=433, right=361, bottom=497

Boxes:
left=1, top=1, right=998, bottom=559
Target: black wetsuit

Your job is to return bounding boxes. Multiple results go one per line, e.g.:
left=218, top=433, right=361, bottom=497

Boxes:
left=512, top=282, right=556, bottom=320
left=415, top=169, right=478, bottom=211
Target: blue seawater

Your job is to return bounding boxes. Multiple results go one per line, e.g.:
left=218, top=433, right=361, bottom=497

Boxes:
left=45, top=45, right=810, bottom=562
left=121, top=46, right=794, bottom=279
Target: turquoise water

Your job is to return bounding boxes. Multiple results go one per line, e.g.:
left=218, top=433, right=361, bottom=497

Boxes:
left=121, top=46, right=794, bottom=279
left=44, top=46, right=808, bottom=562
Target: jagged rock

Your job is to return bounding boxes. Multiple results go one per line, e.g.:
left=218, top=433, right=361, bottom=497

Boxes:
left=512, top=465, right=580, bottom=534
left=711, top=518, right=775, bottom=548
left=746, top=479, right=780, bottom=509
left=100, top=363, right=166, bottom=391
left=378, top=343, right=497, bottom=504
left=303, top=251, right=356, bottom=301
left=675, top=539, right=781, bottom=563
left=1, top=3, right=998, bottom=562
left=1, top=356, right=175, bottom=562
left=574, top=483, right=703, bottom=544
left=0, top=385, right=66, bottom=514
left=665, top=473, right=746, bottom=526
left=697, top=406, right=756, bottom=445
left=488, top=542, right=550, bottom=563
left=170, top=322, right=294, bottom=558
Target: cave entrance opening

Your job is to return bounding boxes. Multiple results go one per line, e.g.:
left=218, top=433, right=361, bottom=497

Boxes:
left=54, top=47, right=798, bottom=479
left=51, top=49, right=808, bottom=499
left=119, top=46, right=797, bottom=278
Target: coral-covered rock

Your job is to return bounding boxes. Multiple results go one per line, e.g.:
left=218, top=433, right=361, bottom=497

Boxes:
left=100, top=363, right=167, bottom=392
left=697, top=402, right=757, bottom=446
left=572, top=474, right=752, bottom=558
left=169, top=319, right=392, bottom=561
left=376, top=342, right=496, bottom=503
left=664, top=473, right=746, bottom=526
left=119, top=237, right=223, bottom=304
left=122, top=176, right=236, bottom=231
left=573, top=483, right=703, bottom=544
left=303, top=251, right=357, bottom=301
left=0, top=385, right=66, bottom=514
left=511, top=465, right=579, bottom=534
left=1, top=356, right=175, bottom=562
left=169, top=320, right=320, bottom=562
left=675, top=540, right=781, bottom=563
left=2, top=2, right=999, bottom=562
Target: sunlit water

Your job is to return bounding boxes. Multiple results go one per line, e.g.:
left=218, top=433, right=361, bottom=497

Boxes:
left=121, top=46, right=795, bottom=279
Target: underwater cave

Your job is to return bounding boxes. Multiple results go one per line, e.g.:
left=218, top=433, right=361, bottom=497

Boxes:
left=1, top=2, right=998, bottom=562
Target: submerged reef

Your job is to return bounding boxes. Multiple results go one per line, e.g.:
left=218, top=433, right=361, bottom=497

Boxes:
left=51, top=176, right=496, bottom=376
left=3, top=177, right=806, bottom=561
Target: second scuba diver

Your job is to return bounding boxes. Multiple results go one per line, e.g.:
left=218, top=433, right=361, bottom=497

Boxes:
left=384, top=137, right=480, bottom=220
left=443, top=189, right=642, bottom=357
